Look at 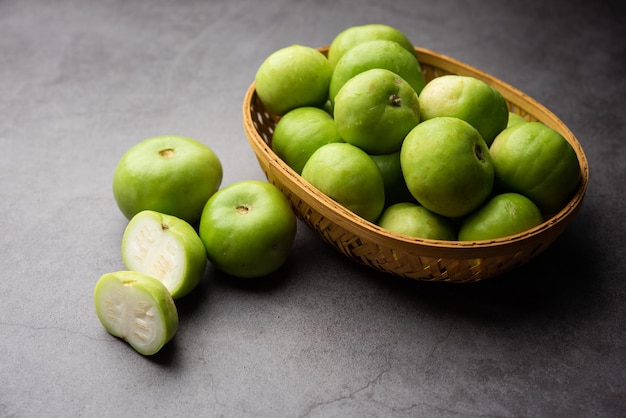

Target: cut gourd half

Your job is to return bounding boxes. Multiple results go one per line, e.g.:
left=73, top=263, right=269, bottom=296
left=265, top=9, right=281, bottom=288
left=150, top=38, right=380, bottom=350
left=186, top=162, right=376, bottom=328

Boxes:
left=94, top=270, right=179, bottom=356
left=121, top=210, right=207, bottom=299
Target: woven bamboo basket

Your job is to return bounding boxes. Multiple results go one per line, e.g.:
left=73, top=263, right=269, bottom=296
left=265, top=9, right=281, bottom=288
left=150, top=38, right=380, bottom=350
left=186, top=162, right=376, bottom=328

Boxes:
left=243, top=46, right=589, bottom=283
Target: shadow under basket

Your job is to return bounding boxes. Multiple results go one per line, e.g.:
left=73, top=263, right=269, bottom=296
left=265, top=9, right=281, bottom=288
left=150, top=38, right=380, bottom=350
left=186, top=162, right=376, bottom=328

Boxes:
left=243, top=46, right=589, bottom=283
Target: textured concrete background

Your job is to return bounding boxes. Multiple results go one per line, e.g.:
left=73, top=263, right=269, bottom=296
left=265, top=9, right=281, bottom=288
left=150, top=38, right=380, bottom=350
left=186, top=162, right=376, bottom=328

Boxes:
left=1, top=0, right=624, bottom=416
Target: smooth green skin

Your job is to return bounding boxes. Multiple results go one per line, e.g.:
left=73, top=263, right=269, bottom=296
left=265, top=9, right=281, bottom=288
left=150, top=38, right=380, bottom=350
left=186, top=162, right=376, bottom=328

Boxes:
left=400, top=117, right=495, bottom=218
left=302, top=142, right=385, bottom=222
left=94, top=270, right=179, bottom=356
left=198, top=180, right=297, bottom=278
left=370, top=152, right=415, bottom=207
left=271, top=107, right=344, bottom=175
left=334, top=68, right=421, bottom=155
left=458, top=192, right=544, bottom=241
left=507, top=111, right=527, bottom=128
left=255, top=44, right=332, bottom=116
left=121, top=210, right=207, bottom=299
left=329, top=39, right=426, bottom=104
left=489, top=122, right=581, bottom=214
left=378, top=202, right=457, bottom=241
left=327, top=23, right=417, bottom=69
left=419, top=75, right=509, bottom=146
left=113, top=135, right=223, bottom=225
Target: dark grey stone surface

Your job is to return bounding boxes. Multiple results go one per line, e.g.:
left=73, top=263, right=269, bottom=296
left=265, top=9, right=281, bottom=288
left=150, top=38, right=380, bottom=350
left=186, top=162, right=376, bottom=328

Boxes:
left=1, top=0, right=624, bottom=416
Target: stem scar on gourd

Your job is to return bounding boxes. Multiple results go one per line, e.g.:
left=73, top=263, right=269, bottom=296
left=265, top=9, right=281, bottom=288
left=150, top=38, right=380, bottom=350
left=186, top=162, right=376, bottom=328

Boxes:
left=236, top=205, right=249, bottom=215
left=159, top=148, right=175, bottom=158
left=389, top=95, right=402, bottom=106
left=475, top=144, right=484, bottom=161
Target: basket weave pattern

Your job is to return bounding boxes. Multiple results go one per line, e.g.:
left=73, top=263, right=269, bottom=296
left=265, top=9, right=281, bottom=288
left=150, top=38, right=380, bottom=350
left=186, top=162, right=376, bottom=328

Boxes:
left=244, top=47, right=589, bottom=283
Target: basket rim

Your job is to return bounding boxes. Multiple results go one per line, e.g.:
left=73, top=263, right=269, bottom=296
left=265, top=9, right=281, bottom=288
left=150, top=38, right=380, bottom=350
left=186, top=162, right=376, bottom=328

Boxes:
left=243, top=45, right=589, bottom=258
